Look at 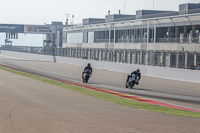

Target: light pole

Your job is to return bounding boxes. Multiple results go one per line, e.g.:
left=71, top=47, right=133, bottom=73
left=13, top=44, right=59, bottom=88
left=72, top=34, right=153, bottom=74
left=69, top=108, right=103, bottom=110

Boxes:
left=153, top=0, right=154, bottom=10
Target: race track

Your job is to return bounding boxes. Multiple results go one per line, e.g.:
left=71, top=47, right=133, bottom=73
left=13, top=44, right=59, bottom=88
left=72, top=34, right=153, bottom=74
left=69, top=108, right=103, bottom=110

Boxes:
left=0, top=55, right=200, bottom=110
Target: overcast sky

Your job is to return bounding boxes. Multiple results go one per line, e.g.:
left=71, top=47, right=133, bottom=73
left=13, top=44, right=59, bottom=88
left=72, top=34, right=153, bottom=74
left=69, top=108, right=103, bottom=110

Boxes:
left=0, top=0, right=199, bottom=25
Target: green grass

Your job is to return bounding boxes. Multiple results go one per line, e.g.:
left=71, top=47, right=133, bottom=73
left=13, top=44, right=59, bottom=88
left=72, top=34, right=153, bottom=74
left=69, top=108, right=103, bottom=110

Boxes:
left=0, top=65, right=199, bottom=119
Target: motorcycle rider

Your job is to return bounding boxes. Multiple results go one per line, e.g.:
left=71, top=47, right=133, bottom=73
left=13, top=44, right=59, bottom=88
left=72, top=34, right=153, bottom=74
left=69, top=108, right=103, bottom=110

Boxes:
left=82, top=63, right=93, bottom=79
left=126, top=68, right=141, bottom=85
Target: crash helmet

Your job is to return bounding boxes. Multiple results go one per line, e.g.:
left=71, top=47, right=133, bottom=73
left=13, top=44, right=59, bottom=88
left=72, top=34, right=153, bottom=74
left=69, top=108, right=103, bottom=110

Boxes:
left=87, top=63, right=91, bottom=67
left=136, top=68, right=140, bottom=73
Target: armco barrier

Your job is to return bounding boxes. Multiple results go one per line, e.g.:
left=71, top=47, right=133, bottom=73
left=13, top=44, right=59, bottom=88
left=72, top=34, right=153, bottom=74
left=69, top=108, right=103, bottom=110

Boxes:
left=1, top=50, right=200, bottom=83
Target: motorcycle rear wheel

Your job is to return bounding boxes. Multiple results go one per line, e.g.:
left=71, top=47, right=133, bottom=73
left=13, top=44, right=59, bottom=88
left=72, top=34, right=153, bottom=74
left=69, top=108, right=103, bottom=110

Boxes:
left=125, top=84, right=128, bottom=88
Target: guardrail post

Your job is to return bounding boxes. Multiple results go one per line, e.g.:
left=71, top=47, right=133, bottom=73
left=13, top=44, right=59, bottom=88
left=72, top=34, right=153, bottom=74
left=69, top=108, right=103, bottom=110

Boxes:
left=185, top=52, right=188, bottom=69
left=194, top=52, right=197, bottom=66
left=160, top=51, right=164, bottom=67
left=176, top=52, right=179, bottom=68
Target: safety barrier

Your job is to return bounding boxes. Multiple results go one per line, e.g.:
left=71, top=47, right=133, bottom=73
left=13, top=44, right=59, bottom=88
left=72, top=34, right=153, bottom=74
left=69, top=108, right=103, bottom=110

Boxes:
left=1, top=50, right=200, bottom=83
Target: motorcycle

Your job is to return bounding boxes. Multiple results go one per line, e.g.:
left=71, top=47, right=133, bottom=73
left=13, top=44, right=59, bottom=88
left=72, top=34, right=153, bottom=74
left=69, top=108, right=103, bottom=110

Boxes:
left=82, top=69, right=91, bottom=83
left=126, top=74, right=139, bottom=89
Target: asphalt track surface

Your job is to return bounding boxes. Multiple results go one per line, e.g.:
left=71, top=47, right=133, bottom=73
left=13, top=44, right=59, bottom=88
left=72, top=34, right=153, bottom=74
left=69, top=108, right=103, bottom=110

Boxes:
left=1, top=68, right=200, bottom=133
left=1, top=56, right=200, bottom=133
left=0, top=55, right=200, bottom=110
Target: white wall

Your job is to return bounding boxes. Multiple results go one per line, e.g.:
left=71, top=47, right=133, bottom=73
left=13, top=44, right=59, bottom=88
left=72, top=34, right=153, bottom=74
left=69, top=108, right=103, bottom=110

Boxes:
left=1, top=50, right=200, bottom=83
left=63, top=43, right=200, bottom=52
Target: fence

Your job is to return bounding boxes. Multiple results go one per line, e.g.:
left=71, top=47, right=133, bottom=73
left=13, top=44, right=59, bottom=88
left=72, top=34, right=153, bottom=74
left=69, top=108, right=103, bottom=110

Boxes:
left=1, top=50, right=200, bottom=83
left=158, top=37, right=200, bottom=43
left=1, top=45, right=200, bottom=71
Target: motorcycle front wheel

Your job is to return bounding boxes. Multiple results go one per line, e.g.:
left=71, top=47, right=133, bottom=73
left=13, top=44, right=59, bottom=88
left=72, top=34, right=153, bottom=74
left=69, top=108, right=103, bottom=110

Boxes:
left=85, top=76, right=90, bottom=83
left=130, top=81, right=135, bottom=89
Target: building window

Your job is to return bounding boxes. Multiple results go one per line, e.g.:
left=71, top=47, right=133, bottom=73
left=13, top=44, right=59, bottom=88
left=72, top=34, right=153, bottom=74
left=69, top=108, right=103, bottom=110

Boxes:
left=88, top=32, right=94, bottom=43
left=67, top=32, right=83, bottom=43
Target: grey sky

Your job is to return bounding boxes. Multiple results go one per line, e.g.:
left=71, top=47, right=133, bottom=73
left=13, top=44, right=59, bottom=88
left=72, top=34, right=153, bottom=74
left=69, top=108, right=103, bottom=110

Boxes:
left=0, top=0, right=199, bottom=25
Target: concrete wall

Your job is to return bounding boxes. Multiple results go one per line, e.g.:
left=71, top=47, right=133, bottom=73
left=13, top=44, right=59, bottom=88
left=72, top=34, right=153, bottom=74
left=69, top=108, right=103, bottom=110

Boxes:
left=1, top=50, right=200, bottom=83
left=63, top=43, right=200, bottom=52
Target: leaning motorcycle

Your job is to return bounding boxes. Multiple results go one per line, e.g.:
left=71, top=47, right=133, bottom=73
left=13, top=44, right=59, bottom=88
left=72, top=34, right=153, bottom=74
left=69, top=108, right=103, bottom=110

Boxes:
left=82, top=69, right=91, bottom=83
left=126, top=74, right=138, bottom=89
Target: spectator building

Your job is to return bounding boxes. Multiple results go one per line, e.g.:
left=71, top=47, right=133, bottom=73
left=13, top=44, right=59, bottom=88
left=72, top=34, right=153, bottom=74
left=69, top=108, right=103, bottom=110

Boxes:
left=62, top=3, right=200, bottom=69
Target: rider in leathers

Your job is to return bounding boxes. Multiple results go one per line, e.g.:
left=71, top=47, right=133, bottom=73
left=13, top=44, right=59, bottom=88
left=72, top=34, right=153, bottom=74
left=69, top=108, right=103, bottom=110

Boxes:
left=126, top=69, right=141, bottom=85
left=82, top=63, right=93, bottom=79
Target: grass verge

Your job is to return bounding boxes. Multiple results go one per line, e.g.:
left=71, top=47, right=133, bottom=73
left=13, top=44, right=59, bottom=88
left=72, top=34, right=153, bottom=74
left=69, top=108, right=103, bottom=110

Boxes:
left=0, top=65, right=199, bottom=119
